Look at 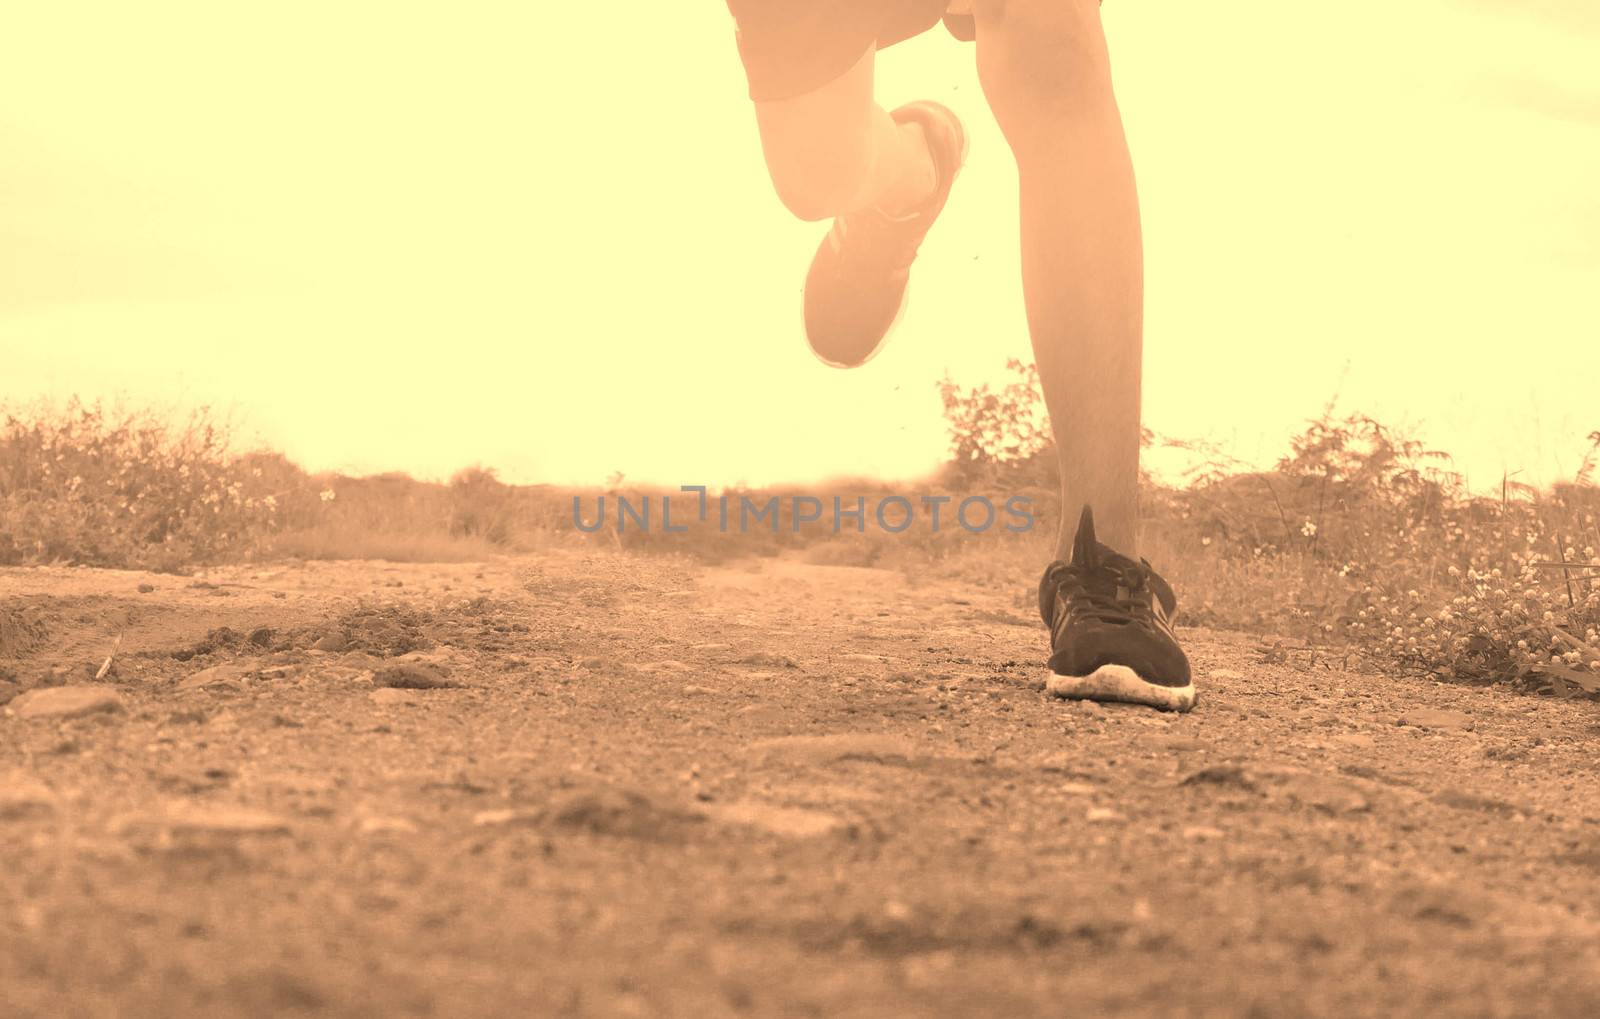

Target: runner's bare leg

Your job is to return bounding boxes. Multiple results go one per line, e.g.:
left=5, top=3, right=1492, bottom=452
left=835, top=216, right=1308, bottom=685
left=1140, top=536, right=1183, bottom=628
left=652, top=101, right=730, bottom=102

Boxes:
left=750, top=47, right=937, bottom=222
left=973, top=0, right=1143, bottom=558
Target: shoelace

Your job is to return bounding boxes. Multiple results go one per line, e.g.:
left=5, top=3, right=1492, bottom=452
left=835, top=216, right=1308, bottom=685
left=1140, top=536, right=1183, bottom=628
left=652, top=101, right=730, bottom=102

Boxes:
left=1051, top=561, right=1156, bottom=628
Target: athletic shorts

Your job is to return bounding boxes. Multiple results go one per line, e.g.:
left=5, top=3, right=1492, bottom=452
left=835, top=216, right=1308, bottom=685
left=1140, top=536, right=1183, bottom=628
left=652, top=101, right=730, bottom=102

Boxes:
left=726, top=0, right=951, bottom=102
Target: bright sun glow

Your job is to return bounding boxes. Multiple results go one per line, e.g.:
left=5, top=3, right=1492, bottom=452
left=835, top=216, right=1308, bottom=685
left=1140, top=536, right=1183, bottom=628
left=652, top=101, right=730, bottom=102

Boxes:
left=2, top=1, right=1596, bottom=492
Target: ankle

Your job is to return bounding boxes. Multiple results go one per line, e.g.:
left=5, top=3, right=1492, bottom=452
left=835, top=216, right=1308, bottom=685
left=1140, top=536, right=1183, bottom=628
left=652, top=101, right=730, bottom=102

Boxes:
left=871, top=121, right=938, bottom=219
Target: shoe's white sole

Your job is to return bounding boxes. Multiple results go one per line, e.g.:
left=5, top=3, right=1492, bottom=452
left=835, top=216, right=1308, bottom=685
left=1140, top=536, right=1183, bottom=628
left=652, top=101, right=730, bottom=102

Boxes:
left=1046, top=664, right=1197, bottom=713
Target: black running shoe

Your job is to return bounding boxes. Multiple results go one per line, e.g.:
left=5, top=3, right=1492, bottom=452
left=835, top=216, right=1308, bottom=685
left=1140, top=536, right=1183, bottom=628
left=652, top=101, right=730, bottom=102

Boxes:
left=1039, top=505, right=1196, bottom=712
left=802, top=100, right=966, bottom=368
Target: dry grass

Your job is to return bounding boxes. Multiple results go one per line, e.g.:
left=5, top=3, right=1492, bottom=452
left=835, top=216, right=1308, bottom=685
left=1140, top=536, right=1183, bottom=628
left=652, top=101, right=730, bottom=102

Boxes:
left=3, top=389, right=1596, bottom=695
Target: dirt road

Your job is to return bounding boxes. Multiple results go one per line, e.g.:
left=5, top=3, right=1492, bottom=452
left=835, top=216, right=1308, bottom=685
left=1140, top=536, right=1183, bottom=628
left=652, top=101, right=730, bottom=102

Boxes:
left=4, top=550, right=1600, bottom=1017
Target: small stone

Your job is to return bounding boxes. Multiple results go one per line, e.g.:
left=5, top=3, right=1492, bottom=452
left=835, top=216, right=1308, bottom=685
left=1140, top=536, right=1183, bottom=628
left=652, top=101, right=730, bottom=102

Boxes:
left=472, top=808, right=536, bottom=828
left=737, top=652, right=797, bottom=669
left=733, top=704, right=789, bottom=727
left=179, top=664, right=253, bottom=691
left=369, top=688, right=420, bottom=707
left=372, top=664, right=455, bottom=689
left=839, top=653, right=889, bottom=664
left=1397, top=709, right=1474, bottom=732
left=1085, top=806, right=1125, bottom=824
left=398, top=650, right=457, bottom=667
left=636, top=660, right=692, bottom=674
left=311, top=633, right=349, bottom=653
left=1180, top=765, right=1256, bottom=790
left=579, top=657, right=605, bottom=670
left=1183, top=825, right=1226, bottom=841
left=9, top=686, right=126, bottom=720
left=1057, top=782, right=1098, bottom=796
left=1277, top=773, right=1372, bottom=815
left=137, top=582, right=156, bottom=594
left=544, top=786, right=706, bottom=840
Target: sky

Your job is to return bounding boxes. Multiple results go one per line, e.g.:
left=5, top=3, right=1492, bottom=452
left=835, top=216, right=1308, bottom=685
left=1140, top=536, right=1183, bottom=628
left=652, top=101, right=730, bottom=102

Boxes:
left=1, top=0, right=1596, bottom=493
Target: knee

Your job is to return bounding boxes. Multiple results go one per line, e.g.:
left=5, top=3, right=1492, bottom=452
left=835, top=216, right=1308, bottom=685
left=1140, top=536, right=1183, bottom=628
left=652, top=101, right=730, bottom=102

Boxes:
left=974, top=0, right=1115, bottom=125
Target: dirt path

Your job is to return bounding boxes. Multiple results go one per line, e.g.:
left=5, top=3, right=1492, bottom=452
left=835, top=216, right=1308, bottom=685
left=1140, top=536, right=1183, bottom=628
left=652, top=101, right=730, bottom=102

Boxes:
left=4, top=550, right=1600, bottom=1018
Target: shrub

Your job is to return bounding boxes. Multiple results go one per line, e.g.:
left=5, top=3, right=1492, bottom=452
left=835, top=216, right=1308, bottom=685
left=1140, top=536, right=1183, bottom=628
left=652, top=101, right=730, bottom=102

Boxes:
left=938, top=363, right=1600, bottom=696
left=0, top=399, right=284, bottom=569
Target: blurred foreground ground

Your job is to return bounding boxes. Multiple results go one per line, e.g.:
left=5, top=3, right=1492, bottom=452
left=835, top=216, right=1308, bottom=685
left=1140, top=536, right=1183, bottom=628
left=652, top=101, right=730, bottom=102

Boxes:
left=4, top=549, right=1600, bottom=1018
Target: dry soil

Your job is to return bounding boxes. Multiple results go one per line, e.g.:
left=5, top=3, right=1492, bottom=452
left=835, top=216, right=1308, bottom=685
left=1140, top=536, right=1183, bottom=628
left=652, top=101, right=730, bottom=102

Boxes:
left=3, top=550, right=1600, bottom=1018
